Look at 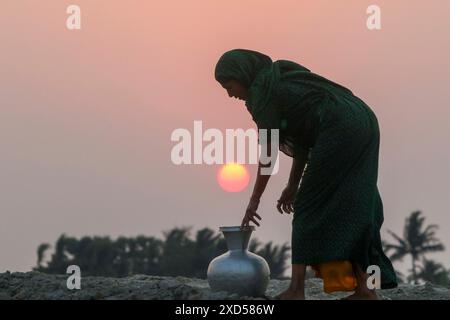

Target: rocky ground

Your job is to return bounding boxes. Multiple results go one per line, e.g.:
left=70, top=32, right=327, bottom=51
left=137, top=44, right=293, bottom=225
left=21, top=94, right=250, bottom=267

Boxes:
left=1, top=271, right=449, bottom=300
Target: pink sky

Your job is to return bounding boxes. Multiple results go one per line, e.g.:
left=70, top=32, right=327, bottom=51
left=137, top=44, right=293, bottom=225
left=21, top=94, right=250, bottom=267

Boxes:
left=1, top=0, right=450, bottom=274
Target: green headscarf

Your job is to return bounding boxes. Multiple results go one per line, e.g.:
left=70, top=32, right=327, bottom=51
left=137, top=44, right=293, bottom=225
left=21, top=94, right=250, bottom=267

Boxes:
left=214, top=49, right=312, bottom=121
left=214, top=49, right=273, bottom=89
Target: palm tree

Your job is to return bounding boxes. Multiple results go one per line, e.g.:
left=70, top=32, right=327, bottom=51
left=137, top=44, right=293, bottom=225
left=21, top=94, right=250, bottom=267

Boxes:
left=416, top=259, right=450, bottom=287
left=134, top=236, right=163, bottom=275
left=36, top=243, right=51, bottom=270
left=248, top=238, right=290, bottom=279
left=254, top=241, right=290, bottom=278
left=192, top=228, right=222, bottom=278
left=248, top=238, right=261, bottom=253
left=159, top=227, right=196, bottom=276
left=44, top=234, right=71, bottom=274
left=384, top=211, right=445, bottom=284
left=113, top=237, right=133, bottom=276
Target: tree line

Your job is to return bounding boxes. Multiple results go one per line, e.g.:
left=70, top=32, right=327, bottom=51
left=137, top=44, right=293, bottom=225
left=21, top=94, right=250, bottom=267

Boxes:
left=35, top=210, right=450, bottom=287
left=35, top=227, right=290, bottom=279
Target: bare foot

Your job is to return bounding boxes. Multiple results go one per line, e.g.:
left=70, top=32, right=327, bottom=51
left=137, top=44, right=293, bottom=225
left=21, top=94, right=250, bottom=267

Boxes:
left=275, top=288, right=305, bottom=300
left=341, top=291, right=378, bottom=300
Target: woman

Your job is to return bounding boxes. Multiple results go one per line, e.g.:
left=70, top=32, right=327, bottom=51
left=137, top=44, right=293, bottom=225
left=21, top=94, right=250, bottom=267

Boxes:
left=214, top=49, right=398, bottom=300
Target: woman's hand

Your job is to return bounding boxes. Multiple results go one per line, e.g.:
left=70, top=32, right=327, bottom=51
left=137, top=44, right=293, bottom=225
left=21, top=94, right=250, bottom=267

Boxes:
left=277, top=183, right=298, bottom=214
left=241, top=197, right=262, bottom=228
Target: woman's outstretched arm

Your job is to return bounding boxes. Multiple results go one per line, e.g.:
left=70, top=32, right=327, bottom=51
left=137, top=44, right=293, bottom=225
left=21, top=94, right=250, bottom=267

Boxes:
left=241, top=160, right=272, bottom=228
left=250, top=161, right=272, bottom=202
left=241, top=138, right=276, bottom=227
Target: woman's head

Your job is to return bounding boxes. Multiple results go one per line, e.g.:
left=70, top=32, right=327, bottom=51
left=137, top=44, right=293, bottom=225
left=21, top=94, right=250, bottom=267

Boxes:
left=215, top=49, right=273, bottom=101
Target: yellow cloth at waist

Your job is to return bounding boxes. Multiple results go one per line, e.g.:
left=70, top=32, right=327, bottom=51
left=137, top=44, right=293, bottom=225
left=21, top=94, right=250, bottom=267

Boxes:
left=311, top=260, right=357, bottom=293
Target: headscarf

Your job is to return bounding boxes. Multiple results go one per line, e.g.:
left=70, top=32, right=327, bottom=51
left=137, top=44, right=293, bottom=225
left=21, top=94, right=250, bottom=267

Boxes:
left=214, top=49, right=273, bottom=89
left=214, top=49, right=313, bottom=117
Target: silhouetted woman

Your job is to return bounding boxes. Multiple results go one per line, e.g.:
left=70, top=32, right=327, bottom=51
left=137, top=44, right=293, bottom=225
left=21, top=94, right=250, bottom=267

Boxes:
left=214, top=49, right=397, bottom=299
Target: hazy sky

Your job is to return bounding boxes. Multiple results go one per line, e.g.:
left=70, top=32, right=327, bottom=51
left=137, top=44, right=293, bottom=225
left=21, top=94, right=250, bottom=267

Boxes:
left=1, top=1, right=449, bottom=275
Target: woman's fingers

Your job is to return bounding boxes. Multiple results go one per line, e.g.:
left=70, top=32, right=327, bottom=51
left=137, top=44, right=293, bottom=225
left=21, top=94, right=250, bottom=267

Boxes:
left=285, top=203, right=293, bottom=213
left=249, top=211, right=261, bottom=226
left=242, top=210, right=262, bottom=228
left=249, top=216, right=260, bottom=226
left=276, top=201, right=283, bottom=214
left=241, top=218, right=247, bottom=228
left=277, top=201, right=294, bottom=214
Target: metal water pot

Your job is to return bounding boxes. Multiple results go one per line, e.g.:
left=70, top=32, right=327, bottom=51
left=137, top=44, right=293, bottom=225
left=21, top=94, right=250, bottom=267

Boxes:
left=207, top=226, right=270, bottom=297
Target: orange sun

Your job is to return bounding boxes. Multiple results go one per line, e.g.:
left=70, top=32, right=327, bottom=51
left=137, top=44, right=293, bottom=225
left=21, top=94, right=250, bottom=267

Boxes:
left=217, top=163, right=250, bottom=192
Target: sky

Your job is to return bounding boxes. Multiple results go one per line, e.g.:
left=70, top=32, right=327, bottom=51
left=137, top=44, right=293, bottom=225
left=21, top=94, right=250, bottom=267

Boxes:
left=1, top=0, right=449, bottom=276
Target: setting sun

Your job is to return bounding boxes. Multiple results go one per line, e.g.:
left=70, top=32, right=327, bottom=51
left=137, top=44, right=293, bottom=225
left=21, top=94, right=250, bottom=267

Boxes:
left=217, top=163, right=250, bottom=192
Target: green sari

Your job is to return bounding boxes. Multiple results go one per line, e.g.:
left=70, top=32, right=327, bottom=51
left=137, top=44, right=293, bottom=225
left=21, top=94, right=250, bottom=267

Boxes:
left=215, top=49, right=398, bottom=289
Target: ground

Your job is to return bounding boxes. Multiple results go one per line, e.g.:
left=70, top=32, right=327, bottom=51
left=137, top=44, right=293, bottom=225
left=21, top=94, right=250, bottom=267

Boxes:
left=0, top=272, right=449, bottom=300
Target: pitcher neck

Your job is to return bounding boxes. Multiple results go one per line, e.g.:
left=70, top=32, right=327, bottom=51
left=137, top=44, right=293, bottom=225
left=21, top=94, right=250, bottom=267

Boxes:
left=220, top=226, right=253, bottom=251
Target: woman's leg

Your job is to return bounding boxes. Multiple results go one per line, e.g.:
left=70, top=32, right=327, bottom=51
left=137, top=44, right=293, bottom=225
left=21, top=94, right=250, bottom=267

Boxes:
left=342, top=263, right=378, bottom=300
left=276, top=263, right=306, bottom=300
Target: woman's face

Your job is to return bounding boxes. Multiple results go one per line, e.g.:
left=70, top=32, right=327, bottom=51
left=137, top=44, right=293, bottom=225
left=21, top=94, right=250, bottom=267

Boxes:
left=221, top=79, right=248, bottom=101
